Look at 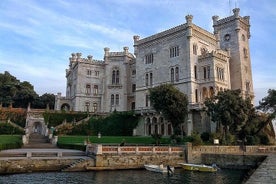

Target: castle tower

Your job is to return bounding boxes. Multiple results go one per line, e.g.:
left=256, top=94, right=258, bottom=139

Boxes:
left=213, top=8, right=254, bottom=100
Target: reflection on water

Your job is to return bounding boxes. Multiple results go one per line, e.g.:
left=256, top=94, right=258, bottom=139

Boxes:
left=0, top=169, right=247, bottom=184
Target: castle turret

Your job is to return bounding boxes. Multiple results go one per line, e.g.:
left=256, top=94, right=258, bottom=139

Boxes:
left=213, top=8, right=254, bottom=100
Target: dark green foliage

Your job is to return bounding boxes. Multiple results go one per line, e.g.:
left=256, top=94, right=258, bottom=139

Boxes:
left=191, top=132, right=203, bottom=146
left=258, top=89, right=276, bottom=114
left=200, top=132, right=210, bottom=142
left=88, top=111, right=139, bottom=136
left=0, top=123, right=24, bottom=134
left=43, top=111, right=88, bottom=127
left=0, top=71, right=55, bottom=109
left=33, top=93, right=55, bottom=109
left=56, top=142, right=86, bottom=151
left=149, top=84, right=188, bottom=135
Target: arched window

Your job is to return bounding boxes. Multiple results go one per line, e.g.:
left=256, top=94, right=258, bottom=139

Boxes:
left=115, top=94, right=119, bottom=105
left=193, top=44, right=197, bottom=55
left=112, top=70, right=116, bottom=84
left=150, top=73, right=153, bottom=86
left=195, top=89, right=198, bottom=103
left=171, top=68, right=174, bottom=82
left=116, top=70, right=120, bottom=84
left=175, top=67, right=179, bottom=82
left=242, top=34, right=246, bottom=41
left=112, top=69, right=120, bottom=84
left=86, top=84, right=91, bottom=95
left=111, top=94, right=114, bottom=105
left=145, top=74, right=149, bottom=86
left=92, top=103, right=97, bottom=112
left=93, top=85, right=98, bottom=95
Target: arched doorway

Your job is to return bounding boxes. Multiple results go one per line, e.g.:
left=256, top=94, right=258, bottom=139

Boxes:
left=32, top=122, right=43, bottom=134
left=61, top=103, right=70, bottom=111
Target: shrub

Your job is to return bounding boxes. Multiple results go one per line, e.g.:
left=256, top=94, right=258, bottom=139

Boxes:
left=0, top=123, right=24, bottom=134
left=191, top=132, right=203, bottom=146
left=200, top=132, right=210, bottom=142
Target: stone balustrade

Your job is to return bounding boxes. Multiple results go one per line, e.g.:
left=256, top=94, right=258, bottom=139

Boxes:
left=86, top=144, right=184, bottom=155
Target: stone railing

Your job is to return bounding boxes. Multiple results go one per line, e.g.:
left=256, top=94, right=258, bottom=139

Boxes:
left=86, top=144, right=184, bottom=155
left=187, top=143, right=276, bottom=164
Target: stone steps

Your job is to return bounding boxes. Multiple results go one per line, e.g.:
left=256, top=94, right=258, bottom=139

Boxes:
left=23, top=133, right=57, bottom=149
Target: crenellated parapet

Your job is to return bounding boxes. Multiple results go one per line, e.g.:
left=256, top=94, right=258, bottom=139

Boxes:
left=69, top=52, right=104, bottom=67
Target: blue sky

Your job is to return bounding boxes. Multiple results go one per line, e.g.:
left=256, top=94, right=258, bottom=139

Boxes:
left=0, top=0, right=275, bottom=106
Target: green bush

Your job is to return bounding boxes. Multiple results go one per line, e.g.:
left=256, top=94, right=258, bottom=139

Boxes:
left=44, top=111, right=88, bottom=127
left=88, top=111, right=139, bottom=136
left=191, top=132, right=203, bottom=146
left=57, top=142, right=86, bottom=151
left=259, top=134, right=270, bottom=145
left=0, top=123, right=24, bottom=134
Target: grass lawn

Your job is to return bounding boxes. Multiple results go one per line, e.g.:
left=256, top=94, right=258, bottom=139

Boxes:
left=58, top=135, right=172, bottom=145
left=0, top=135, right=22, bottom=144
left=0, top=135, right=22, bottom=150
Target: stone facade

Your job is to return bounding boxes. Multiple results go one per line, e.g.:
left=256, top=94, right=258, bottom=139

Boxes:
left=55, top=8, right=253, bottom=136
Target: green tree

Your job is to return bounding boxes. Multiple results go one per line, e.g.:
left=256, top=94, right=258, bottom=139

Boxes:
left=33, top=93, right=55, bottom=109
left=258, top=89, right=276, bottom=114
left=149, top=84, right=188, bottom=136
left=204, top=89, right=253, bottom=144
left=0, top=71, right=39, bottom=108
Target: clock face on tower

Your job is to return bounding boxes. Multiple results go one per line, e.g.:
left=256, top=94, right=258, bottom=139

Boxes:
left=224, top=34, right=231, bottom=41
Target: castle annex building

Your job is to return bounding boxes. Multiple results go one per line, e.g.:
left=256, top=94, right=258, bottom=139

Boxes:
left=55, top=8, right=254, bottom=136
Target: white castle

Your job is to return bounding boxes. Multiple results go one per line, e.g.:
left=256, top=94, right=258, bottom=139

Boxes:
left=55, top=8, right=254, bottom=136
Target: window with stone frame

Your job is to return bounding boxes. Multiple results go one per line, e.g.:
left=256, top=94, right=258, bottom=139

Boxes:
left=145, top=53, right=154, bottom=64
left=195, top=89, right=198, bottom=103
left=145, top=94, right=150, bottom=107
left=149, top=73, right=153, bottom=86
left=194, top=65, right=197, bottom=79
left=175, top=67, right=179, bottom=82
left=216, top=67, right=224, bottom=81
left=111, top=94, right=114, bottom=106
left=171, top=68, right=174, bottom=82
left=87, top=69, right=92, bottom=76
left=132, top=84, right=136, bottom=92
left=112, top=69, right=120, bottom=84
left=145, top=73, right=149, bottom=86
left=86, top=84, right=91, bottom=95
left=170, top=46, right=179, bottom=58
left=92, top=103, right=97, bottom=112
left=115, top=94, right=119, bottom=105
left=95, top=71, right=99, bottom=76
left=93, top=85, right=98, bottom=95
left=203, top=66, right=210, bottom=79
left=193, top=44, right=198, bottom=55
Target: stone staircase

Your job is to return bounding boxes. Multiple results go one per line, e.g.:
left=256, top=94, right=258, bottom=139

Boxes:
left=23, top=133, right=57, bottom=148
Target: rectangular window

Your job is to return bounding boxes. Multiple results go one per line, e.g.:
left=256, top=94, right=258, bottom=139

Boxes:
left=145, top=53, right=153, bottom=64
left=193, top=44, right=197, bottom=55
left=170, top=46, right=179, bottom=58
left=145, top=94, right=149, bottom=107
left=149, top=73, right=153, bottom=86
left=194, top=65, right=197, bottom=79
left=87, top=70, right=92, bottom=76
left=216, top=67, right=225, bottom=81
left=95, top=71, right=99, bottom=76
left=132, top=84, right=136, bottom=92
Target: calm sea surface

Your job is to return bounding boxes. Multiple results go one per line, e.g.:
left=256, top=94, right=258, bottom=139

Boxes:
left=0, top=169, right=247, bottom=184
